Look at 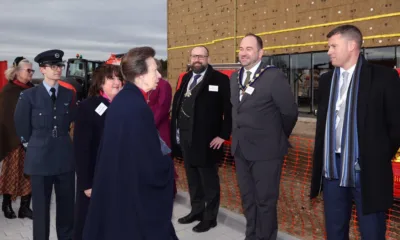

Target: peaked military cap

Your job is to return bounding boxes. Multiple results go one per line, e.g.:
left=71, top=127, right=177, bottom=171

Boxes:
left=34, top=49, right=64, bottom=65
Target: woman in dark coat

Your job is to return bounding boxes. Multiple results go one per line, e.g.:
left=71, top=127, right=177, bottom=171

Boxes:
left=0, top=57, right=34, bottom=219
left=82, top=47, right=178, bottom=240
left=73, top=64, right=123, bottom=240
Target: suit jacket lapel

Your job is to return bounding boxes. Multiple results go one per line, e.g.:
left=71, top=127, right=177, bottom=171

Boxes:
left=174, top=73, right=191, bottom=116
left=357, top=62, right=372, bottom=142
left=238, top=61, right=267, bottom=108
left=194, top=65, right=214, bottom=100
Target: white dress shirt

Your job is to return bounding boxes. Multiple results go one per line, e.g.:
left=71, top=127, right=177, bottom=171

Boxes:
left=185, top=68, right=207, bottom=93
left=335, top=64, right=356, bottom=153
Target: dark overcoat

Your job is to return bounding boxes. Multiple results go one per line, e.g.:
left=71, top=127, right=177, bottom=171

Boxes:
left=170, top=65, right=232, bottom=167
left=310, top=57, right=400, bottom=214
left=73, top=96, right=110, bottom=240
left=82, top=82, right=175, bottom=240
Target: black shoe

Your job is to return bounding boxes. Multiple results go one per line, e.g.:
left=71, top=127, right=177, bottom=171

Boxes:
left=193, top=219, right=217, bottom=233
left=177, top=213, right=203, bottom=224
left=2, top=194, right=16, bottom=219
left=18, top=194, right=33, bottom=219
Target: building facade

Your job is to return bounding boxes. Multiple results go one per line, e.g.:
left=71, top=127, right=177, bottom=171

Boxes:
left=167, top=0, right=400, bottom=114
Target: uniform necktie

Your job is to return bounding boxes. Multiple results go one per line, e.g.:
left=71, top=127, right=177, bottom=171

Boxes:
left=244, top=71, right=252, bottom=86
left=189, top=74, right=201, bottom=91
left=50, top=87, right=56, bottom=103
left=336, top=71, right=349, bottom=150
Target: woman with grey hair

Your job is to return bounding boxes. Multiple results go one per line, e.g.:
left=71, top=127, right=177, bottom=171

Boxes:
left=0, top=57, right=34, bottom=219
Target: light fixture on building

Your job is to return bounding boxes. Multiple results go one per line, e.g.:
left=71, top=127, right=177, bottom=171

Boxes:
left=309, top=16, right=312, bottom=19
left=370, top=8, right=374, bottom=11
left=286, top=8, right=289, bottom=11
left=311, top=1, right=314, bottom=4
left=378, top=40, right=382, bottom=43
left=338, top=11, right=341, bottom=14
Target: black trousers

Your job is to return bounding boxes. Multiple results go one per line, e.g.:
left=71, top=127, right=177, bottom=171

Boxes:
left=180, top=131, right=220, bottom=221
left=30, top=172, right=75, bottom=240
left=234, top=145, right=283, bottom=240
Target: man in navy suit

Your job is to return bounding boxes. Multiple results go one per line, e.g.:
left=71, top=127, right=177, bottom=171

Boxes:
left=310, top=25, right=400, bottom=240
left=14, top=49, right=76, bottom=240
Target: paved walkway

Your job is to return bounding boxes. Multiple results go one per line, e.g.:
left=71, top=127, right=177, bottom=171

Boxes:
left=0, top=194, right=245, bottom=240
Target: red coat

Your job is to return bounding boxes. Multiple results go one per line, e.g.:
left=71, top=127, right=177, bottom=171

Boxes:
left=146, top=79, right=172, bottom=148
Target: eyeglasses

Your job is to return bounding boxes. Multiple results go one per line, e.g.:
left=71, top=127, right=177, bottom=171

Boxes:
left=45, top=64, right=65, bottom=71
left=190, top=55, right=208, bottom=60
left=24, top=69, right=35, bottom=74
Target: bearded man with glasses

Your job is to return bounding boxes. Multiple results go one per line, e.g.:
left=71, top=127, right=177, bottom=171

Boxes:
left=171, top=46, right=232, bottom=233
left=14, top=49, right=77, bottom=240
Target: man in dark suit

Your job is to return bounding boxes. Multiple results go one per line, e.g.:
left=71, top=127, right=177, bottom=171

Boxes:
left=230, top=33, right=298, bottom=240
left=310, top=25, right=400, bottom=240
left=14, top=49, right=76, bottom=240
left=171, top=46, right=232, bottom=233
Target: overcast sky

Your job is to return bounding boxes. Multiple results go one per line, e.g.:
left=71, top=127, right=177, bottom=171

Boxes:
left=0, top=0, right=167, bottom=77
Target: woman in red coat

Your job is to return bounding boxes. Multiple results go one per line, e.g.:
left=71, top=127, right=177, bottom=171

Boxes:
left=146, top=59, right=177, bottom=196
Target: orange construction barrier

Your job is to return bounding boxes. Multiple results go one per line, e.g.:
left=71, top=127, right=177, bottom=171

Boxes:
left=0, top=61, right=7, bottom=90
left=174, top=136, right=400, bottom=240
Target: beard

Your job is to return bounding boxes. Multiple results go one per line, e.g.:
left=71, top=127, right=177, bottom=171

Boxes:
left=191, top=62, right=207, bottom=74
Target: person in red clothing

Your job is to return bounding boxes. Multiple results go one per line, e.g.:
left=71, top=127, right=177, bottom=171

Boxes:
left=142, top=59, right=178, bottom=196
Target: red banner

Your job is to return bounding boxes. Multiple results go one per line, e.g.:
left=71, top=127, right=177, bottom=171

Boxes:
left=0, top=61, right=7, bottom=91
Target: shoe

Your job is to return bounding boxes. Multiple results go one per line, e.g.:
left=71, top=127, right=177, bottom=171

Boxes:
left=177, top=213, right=203, bottom=224
left=2, top=194, right=16, bottom=219
left=18, top=194, right=33, bottom=219
left=193, top=219, right=217, bottom=233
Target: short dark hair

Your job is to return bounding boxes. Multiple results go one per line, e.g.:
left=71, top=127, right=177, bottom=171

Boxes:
left=88, top=64, right=123, bottom=97
left=245, top=33, right=263, bottom=50
left=121, top=46, right=155, bottom=81
left=327, top=24, right=363, bottom=49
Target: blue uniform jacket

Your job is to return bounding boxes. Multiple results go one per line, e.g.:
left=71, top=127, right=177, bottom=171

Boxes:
left=14, top=83, right=76, bottom=176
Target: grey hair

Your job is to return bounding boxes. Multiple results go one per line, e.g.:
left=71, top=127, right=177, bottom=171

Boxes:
left=4, top=59, right=31, bottom=81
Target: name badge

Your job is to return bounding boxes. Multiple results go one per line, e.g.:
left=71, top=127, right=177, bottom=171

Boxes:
left=95, top=103, right=108, bottom=116
left=245, top=86, right=255, bottom=95
left=209, top=85, right=219, bottom=92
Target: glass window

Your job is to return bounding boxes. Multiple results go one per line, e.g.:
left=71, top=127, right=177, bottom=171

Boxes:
left=364, top=47, right=396, bottom=68
left=271, top=55, right=290, bottom=78
left=312, top=52, right=333, bottom=113
left=396, top=47, right=400, bottom=68
left=67, top=60, right=86, bottom=78
left=290, top=53, right=312, bottom=113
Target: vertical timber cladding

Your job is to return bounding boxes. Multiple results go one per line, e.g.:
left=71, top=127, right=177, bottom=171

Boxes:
left=167, top=0, right=400, bottom=91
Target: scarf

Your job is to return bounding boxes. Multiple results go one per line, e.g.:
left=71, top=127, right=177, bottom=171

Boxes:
left=12, top=79, right=34, bottom=89
left=100, top=90, right=112, bottom=103
left=323, top=55, right=363, bottom=187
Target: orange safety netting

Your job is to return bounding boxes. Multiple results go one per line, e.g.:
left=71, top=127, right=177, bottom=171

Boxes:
left=174, top=136, right=400, bottom=240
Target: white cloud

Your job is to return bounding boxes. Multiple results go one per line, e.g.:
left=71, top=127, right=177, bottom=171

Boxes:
left=0, top=0, right=167, bottom=77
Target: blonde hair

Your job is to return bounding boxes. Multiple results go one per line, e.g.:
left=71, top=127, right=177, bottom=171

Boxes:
left=4, top=59, right=31, bottom=81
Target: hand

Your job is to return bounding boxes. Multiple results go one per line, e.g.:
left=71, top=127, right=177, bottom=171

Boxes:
left=210, top=137, right=225, bottom=150
left=84, top=189, right=92, bottom=198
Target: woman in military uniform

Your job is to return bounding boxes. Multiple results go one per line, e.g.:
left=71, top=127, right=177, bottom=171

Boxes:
left=0, top=57, right=34, bottom=219
left=14, top=49, right=76, bottom=240
left=73, top=64, right=123, bottom=240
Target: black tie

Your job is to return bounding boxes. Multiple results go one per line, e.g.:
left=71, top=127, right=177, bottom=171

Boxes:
left=50, top=88, right=56, bottom=103
left=189, top=74, right=201, bottom=91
